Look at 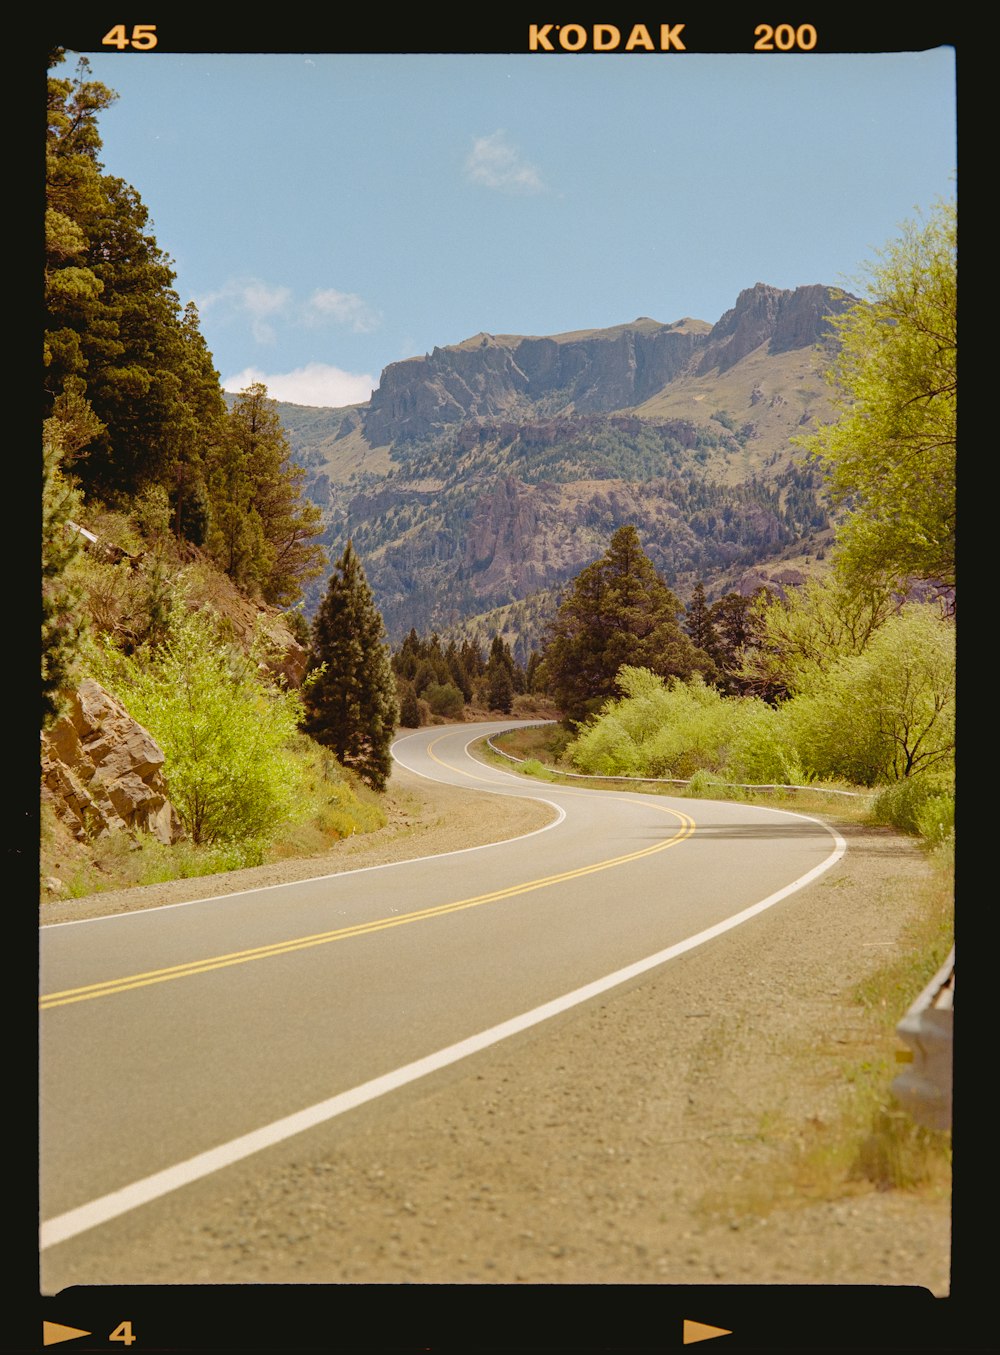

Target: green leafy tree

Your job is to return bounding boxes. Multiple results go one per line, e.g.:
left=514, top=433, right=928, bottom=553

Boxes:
left=800, top=198, right=956, bottom=589
left=781, top=605, right=954, bottom=785
left=95, top=601, right=305, bottom=847
left=301, top=542, right=398, bottom=790
left=738, top=571, right=900, bottom=699
left=424, top=681, right=466, bottom=719
left=541, top=524, right=714, bottom=724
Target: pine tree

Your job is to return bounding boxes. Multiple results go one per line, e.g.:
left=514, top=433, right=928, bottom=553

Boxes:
left=301, top=542, right=398, bottom=790
left=45, top=52, right=228, bottom=523
left=206, top=383, right=325, bottom=605
left=684, top=582, right=717, bottom=654
left=41, top=428, right=87, bottom=725
left=541, top=524, right=714, bottom=724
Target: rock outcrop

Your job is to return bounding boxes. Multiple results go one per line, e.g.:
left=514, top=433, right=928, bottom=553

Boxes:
left=363, top=286, right=855, bottom=444
left=41, top=680, right=184, bottom=845
left=697, top=283, right=854, bottom=375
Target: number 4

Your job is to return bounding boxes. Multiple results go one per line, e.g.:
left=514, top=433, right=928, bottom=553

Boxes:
left=110, top=1320, right=137, bottom=1346
left=102, top=25, right=158, bottom=50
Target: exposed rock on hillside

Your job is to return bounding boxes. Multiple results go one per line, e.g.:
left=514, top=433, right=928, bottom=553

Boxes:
left=365, top=320, right=708, bottom=444
left=697, top=282, right=851, bottom=374
left=177, top=548, right=309, bottom=687
left=285, top=280, right=854, bottom=643
left=41, top=680, right=183, bottom=848
left=363, top=286, right=853, bottom=445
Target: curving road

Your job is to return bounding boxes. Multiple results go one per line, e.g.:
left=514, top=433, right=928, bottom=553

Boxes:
left=39, top=720, right=844, bottom=1262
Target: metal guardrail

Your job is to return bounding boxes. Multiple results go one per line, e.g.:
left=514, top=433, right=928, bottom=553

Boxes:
left=484, top=730, right=867, bottom=798
left=891, top=946, right=955, bottom=1131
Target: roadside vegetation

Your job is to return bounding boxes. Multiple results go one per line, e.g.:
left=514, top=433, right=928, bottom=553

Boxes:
left=40, top=721, right=386, bottom=900
left=42, top=53, right=399, bottom=897
left=484, top=196, right=956, bottom=861
left=483, top=718, right=954, bottom=1212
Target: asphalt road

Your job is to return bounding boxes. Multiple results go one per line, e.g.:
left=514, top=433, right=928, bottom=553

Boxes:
left=39, top=720, right=844, bottom=1260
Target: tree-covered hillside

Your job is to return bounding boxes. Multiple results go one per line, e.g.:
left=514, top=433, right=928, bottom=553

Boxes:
left=42, top=53, right=393, bottom=894
left=277, top=288, right=849, bottom=646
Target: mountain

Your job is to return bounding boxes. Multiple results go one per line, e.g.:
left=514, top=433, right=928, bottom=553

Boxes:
left=277, top=282, right=856, bottom=646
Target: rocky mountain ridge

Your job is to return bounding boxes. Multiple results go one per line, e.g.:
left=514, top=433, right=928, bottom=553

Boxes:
left=361, top=283, right=853, bottom=445
left=280, top=281, right=855, bottom=644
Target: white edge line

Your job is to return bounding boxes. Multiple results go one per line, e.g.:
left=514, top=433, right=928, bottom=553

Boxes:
left=42, top=726, right=565, bottom=929
left=41, top=825, right=846, bottom=1252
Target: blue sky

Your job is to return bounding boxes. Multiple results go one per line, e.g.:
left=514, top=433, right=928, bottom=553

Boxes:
left=70, top=48, right=956, bottom=408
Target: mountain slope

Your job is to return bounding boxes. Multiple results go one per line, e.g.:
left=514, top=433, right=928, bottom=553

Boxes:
left=277, top=282, right=854, bottom=644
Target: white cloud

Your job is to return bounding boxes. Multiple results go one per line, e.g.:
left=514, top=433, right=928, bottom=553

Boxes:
left=196, top=278, right=292, bottom=343
left=221, top=363, right=376, bottom=409
left=198, top=277, right=381, bottom=345
left=465, top=131, right=545, bottom=195
left=306, top=288, right=381, bottom=333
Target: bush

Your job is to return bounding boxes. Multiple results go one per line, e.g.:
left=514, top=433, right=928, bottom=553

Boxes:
left=779, top=606, right=954, bottom=786
left=423, top=680, right=465, bottom=720
left=569, top=667, right=779, bottom=782
left=869, top=775, right=954, bottom=841
left=95, top=600, right=306, bottom=847
left=727, top=702, right=806, bottom=786
left=914, top=794, right=955, bottom=846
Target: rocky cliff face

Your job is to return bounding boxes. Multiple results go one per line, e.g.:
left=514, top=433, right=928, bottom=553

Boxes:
left=41, top=680, right=184, bottom=851
left=289, top=278, right=852, bottom=642
left=363, top=285, right=853, bottom=444
left=365, top=321, right=707, bottom=444
left=697, top=282, right=853, bottom=375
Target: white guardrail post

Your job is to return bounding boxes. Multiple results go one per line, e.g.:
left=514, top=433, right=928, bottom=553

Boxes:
left=892, top=946, right=954, bottom=1131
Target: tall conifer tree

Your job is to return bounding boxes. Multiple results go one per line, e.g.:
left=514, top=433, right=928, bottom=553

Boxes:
left=541, top=524, right=714, bottom=723
left=301, top=543, right=398, bottom=790
left=206, top=383, right=325, bottom=605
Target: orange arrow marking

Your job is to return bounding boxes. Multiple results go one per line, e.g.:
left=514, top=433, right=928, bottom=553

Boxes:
left=684, top=1319, right=732, bottom=1345
left=43, top=1322, right=92, bottom=1346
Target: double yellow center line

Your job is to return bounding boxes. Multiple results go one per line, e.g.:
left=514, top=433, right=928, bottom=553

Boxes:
left=40, top=802, right=695, bottom=1011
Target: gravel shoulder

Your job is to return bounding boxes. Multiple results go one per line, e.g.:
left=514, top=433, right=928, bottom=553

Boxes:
left=41, top=753, right=951, bottom=1299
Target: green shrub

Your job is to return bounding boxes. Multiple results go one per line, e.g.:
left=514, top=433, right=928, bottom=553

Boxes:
left=913, top=793, right=954, bottom=845
left=569, top=667, right=780, bottom=783
left=725, top=702, right=805, bottom=785
left=95, top=600, right=306, bottom=848
left=423, top=680, right=465, bottom=720
left=869, top=775, right=954, bottom=838
left=780, top=606, right=954, bottom=786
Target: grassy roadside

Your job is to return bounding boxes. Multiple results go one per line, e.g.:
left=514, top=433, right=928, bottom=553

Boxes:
left=478, top=723, right=954, bottom=1213
left=40, top=736, right=387, bottom=901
